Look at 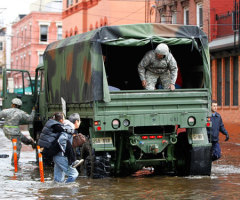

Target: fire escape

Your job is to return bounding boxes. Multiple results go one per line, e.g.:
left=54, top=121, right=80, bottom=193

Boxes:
left=155, top=0, right=178, bottom=24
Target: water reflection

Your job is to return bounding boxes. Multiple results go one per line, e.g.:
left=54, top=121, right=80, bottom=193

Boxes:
left=35, top=166, right=240, bottom=200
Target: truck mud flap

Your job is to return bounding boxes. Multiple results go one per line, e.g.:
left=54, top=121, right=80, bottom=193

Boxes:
left=189, top=145, right=212, bottom=176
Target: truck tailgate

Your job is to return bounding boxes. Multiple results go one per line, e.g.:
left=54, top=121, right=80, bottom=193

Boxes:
left=94, top=89, right=210, bottom=129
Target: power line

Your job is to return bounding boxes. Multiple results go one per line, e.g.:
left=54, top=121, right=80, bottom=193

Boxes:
left=109, top=5, right=145, bottom=25
left=5, top=5, right=147, bottom=35
left=30, top=1, right=63, bottom=12
left=3, top=23, right=236, bottom=42
left=29, top=0, right=150, bottom=12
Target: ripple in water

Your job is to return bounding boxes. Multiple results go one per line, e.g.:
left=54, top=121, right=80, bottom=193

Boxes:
left=212, top=164, right=240, bottom=174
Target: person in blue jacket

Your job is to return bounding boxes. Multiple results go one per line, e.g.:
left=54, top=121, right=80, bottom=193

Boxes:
left=207, top=100, right=229, bottom=161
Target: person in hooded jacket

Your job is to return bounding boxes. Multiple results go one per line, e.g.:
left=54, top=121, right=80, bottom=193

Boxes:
left=53, top=118, right=80, bottom=183
left=38, top=112, right=83, bottom=168
left=138, top=43, right=178, bottom=91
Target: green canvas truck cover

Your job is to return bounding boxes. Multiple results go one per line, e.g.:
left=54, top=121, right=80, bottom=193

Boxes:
left=44, top=23, right=210, bottom=104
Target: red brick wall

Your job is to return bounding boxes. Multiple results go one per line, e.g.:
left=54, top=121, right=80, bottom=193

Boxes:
left=211, top=56, right=240, bottom=124
left=210, top=0, right=234, bottom=14
left=210, top=0, right=234, bottom=40
left=156, top=0, right=210, bottom=40
left=203, top=0, right=210, bottom=39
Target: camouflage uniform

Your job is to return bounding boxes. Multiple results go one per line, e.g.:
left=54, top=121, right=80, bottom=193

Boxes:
left=0, top=108, right=35, bottom=165
left=138, top=50, right=178, bottom=90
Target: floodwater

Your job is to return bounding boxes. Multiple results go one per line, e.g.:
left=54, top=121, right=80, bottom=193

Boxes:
left=0, top=125, right=240, bottom=200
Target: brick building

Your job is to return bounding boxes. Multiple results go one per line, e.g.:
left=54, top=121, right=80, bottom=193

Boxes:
left=155, top=0, right=209, bottom=37
left=62, top=0, right=155, bottom=37
left=0, top=27, right=6, bottom=92
left=209, top=0, right=239, bottom=123
left=156, top=0, right=240, bottom=125
left=11, top=12, right=62, bottom=87
left=0, top=27, right=6, bottom=73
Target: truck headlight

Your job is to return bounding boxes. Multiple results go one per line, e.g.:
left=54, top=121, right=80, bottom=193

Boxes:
left=188, top=116, right=196, bottom=126
left=123, top=119, right=130, bottom=127
left=112, top=119, right=120, bottom=129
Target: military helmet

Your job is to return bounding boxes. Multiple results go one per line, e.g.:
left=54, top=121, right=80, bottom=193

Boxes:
left=11, top=98, right=22, bottom=106
left=155, top=43, right=169, bottom=56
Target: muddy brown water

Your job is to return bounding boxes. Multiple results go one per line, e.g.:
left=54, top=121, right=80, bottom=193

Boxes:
left=0, top=127, right=239, bottom=200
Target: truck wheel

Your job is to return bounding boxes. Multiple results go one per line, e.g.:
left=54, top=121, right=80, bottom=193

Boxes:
left=175, top=132, right=212, bottom=176
left=81, top=142, right=111, bottom=178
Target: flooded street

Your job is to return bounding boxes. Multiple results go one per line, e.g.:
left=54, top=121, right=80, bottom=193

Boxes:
left=0, top=124, right=240, bottom=200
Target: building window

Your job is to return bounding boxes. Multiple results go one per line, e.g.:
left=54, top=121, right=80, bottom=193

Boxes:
left=161, top=15, right=166, bottom=24
left=0, top=42, right=2, bottom=50
left=28, top=54, right=31, bottom=71
left=21, top=30, right=23, bottom=44
left=100, top=18, right=103, bottom=27
left=104, top=16, right=108, bottom=26
left=224, top=57, right=230, bottom=106
left=172, top=12, right=177, bottom=24
left=39, top=54, right=43, bottom=65
left=40, top=25, right=48, bottom=42
left=57, top=26, right=62, bottom=40
left=197, top=3, right=203, bottom=28
left=67, top=0, right=73, bottom=7
left=217, top=58, right=222, bottom=106
left=17, top=32, right=19, bottom=47
left=21, top=57, right=23, bottom=69
left=74, top=26, right=78, bottom=35
left=184, top=7, right=189, bottom=25
left=89, top=24, right=93, bottom=31
left=24, top=56, right=26, bottom=70
left=29, top=25, right=32, bottom=43
left=233, top=56, right=239, bottom=106
left=24, top=27, right=27, bottom=42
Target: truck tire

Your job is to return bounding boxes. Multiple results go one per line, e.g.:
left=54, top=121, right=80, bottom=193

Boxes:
left=175, top=132, right=212, bottom=176
left=175, top=132, right=191, bottom=176
left=81, top=142, right=111, bottom=178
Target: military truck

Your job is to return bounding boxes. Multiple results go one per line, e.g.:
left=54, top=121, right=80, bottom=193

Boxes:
left=1, top=23, right=212, bottom=177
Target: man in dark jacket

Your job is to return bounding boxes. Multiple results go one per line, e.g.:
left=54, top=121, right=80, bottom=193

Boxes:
left=38, top=113, right=63, bottom=165
left=38, top=118, right=62, bottom=149
left=207, top=100, right=229, bottom=161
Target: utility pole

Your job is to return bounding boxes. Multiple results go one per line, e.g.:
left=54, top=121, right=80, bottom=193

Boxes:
left=39, top=0, right=42, bottom=12
left=145, top=0, right=151, bottom=23
left=0, top=8, right=7, bottom=27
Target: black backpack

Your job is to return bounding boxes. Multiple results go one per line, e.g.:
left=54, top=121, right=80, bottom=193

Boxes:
left=42, top=132, right=62, bottom=158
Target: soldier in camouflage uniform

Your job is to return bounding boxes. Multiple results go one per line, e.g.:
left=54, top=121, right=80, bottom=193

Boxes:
left=0, top=98, right=36, bottom=165
left=138, top=43, right=178, bottom=90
